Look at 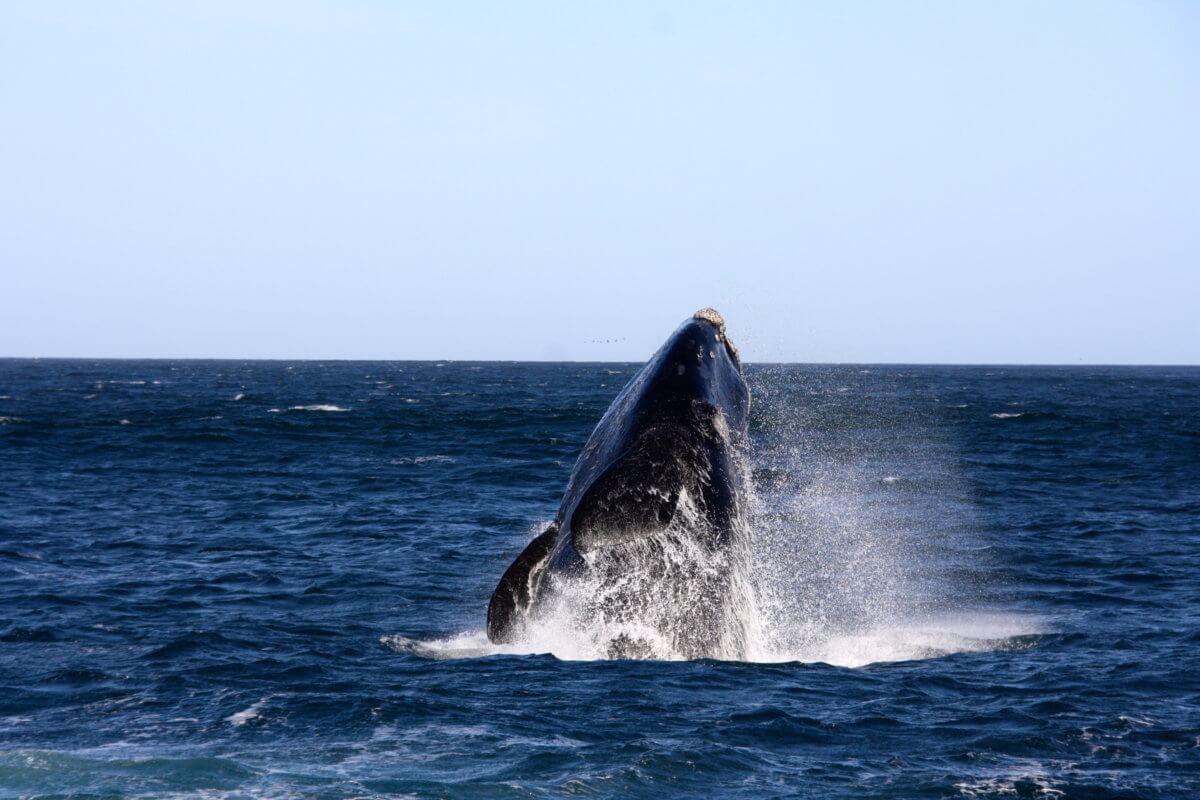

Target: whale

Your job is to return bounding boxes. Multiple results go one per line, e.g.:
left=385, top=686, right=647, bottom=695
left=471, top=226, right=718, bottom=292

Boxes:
left=486, top=308, right=752, bottom=658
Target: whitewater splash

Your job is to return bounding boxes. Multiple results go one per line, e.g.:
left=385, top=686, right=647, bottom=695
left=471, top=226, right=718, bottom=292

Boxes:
left=520, top=489, right=760, bottom=662
left=387, top=368, right=1039, bottom=667
left=385, top=473, right=1040, bottom=666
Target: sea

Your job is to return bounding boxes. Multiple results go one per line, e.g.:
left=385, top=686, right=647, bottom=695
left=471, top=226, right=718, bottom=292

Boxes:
left=0, top=359, right=1197, bottom=799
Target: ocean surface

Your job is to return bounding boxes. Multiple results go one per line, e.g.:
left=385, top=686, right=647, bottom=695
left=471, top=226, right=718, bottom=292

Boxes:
left=1, top=359, right=1197, bottom=799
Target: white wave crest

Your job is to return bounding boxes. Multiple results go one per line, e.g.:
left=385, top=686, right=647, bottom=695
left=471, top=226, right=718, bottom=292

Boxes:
left=390, top=455, right=455, bottom=465
left=226, top=697, right=269, bottom=727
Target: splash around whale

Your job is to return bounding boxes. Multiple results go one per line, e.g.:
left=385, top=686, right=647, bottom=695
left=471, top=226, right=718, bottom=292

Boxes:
left=486, top=309, right=755, bottom=659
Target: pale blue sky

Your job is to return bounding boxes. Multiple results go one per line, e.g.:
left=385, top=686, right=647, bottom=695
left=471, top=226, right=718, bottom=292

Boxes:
left=3, top=2, right=1198, bottom=362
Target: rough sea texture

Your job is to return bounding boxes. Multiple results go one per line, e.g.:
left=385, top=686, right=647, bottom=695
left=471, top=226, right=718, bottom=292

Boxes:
left=1, top=359, right=1197, bottom=799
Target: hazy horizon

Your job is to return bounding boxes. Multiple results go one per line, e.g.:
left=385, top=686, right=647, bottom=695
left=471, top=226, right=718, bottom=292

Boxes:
left=4, top=3, right=1198, bottom=363
left=3, top=353, right=1198, bottom=368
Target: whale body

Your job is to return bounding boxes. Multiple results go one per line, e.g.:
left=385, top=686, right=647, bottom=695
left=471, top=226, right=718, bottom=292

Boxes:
left=486, top=308, right=752, bottom=658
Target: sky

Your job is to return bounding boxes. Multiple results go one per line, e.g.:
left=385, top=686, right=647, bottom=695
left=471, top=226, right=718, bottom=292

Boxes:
left=2, top=1, right=1198, bottom=363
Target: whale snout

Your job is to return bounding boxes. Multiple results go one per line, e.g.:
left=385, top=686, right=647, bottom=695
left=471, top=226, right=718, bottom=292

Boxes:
left=692, top=306, right=726, bottom=330
left=639, top=309, right=747, bottom=422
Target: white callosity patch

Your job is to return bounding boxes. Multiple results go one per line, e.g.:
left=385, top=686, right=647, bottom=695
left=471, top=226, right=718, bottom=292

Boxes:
left=691, top=307, right=726, bottom=330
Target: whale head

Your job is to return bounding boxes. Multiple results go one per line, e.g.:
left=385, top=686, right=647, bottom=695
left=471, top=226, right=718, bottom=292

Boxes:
left=561, top=308, right=750, bottom=554
left=486, top=308, right=753, bottom=649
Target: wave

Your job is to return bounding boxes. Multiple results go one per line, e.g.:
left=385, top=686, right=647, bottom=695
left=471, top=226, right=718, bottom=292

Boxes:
left=268, top=405, right=351, bottom=413
left=390, top=455, right=455, bottom=465
left=955, top=768, right=1068, bottom=798
left=226, top=697, right=270, bottom=727
left=990, top=412, right=1025, bottom=419
left=0, top=749, right=259, bottom=793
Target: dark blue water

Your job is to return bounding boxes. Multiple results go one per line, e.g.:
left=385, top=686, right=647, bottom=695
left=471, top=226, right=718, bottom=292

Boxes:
left=1, top=360, right=1197, bottom=798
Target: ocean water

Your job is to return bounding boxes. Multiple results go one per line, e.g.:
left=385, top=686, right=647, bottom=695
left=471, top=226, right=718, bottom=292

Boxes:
left=1, top=359, right=1197, bottom=799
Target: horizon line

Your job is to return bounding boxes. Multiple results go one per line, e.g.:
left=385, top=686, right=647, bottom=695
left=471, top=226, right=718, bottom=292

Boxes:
left=1, top=356, right=1197, bottom=369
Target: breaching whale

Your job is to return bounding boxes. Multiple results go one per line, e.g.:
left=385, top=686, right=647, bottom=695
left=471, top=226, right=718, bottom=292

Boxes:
left=486, top=308, right=752, bottom=658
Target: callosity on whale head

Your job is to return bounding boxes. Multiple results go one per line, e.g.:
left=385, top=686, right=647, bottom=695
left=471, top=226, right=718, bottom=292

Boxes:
left=486, top=308, right=752, bottom=657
